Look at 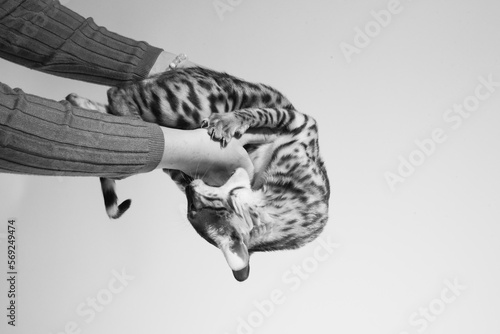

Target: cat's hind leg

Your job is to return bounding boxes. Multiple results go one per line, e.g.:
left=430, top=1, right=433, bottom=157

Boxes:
left=66, top=93, right=108, bottom=114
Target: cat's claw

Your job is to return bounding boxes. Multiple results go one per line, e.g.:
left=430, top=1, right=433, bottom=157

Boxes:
left=204, top=113, right=249, bottom=147
left=200, top=119, right=209, bottom=128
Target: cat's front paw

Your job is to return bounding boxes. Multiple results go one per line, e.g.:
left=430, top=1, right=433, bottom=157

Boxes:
left=202, top=113, right=249, bottom=147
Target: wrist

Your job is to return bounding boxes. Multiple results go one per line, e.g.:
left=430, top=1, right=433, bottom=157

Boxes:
left=148, top=51, right=195, bottom=76
left=156, top=127, right=208, bottom=171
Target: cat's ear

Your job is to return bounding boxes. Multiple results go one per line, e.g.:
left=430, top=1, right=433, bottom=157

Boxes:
left=221, top=239, right=250, bottom=281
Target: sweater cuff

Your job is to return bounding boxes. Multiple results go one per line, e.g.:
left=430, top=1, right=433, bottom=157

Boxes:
left=141, top=122, right=165, bottom=173
left=134, top=45, right=164, bottom=81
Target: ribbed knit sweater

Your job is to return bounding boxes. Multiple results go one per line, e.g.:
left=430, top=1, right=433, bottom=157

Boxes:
left=0, top=0, right=165, bottom=178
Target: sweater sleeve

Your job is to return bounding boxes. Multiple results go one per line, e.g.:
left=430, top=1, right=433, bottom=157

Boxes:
left=0, top=0, right=163, bottom=86
left=0, top=82, right=164, bottom=177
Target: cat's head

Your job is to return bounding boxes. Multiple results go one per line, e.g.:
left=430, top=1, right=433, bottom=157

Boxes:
left=185, top=167, right=328, bottom=282
left=185, top=168, right=258, bottom=282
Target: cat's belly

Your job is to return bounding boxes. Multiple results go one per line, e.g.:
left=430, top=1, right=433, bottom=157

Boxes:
left=248, top=142, right=274, bottom=189
left=245, top=134, right=291, bottom=190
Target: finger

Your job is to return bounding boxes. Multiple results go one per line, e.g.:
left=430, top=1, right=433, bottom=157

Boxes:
left=237, top=148, right=254, bottom=181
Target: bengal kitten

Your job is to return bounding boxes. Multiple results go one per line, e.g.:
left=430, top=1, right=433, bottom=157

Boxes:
left=66, top=67, right=330, bottom=282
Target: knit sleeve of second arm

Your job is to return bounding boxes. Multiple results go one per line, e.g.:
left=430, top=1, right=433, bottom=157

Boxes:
left=0, top=81, right=165, bottom=178
left=0, top=0, right=163, bottom=86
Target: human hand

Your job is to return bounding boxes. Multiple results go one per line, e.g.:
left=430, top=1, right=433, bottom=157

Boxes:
left=180, top=129, right=255, bottom=186
left=148, top=51, right=196, bottom=76
left=157, top=127, right=254, bottom=187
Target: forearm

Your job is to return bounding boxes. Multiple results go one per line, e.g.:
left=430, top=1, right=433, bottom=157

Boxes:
left=0, top=0, right=162, bottom=86
left=159, top=127, right=214, bottom=171
left=0, top=82, right=164, bottom=178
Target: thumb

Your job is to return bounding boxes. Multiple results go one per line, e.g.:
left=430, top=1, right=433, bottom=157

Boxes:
left=239, top=130, right=275, bottom=146
left=236, top=146, right=254, bottom=181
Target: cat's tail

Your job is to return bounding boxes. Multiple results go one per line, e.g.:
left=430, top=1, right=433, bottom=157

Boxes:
left=100, top=177, right=132, bottom=219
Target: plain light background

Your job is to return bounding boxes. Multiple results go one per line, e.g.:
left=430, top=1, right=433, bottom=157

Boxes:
left=1, top=0, right=500, bottom=333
